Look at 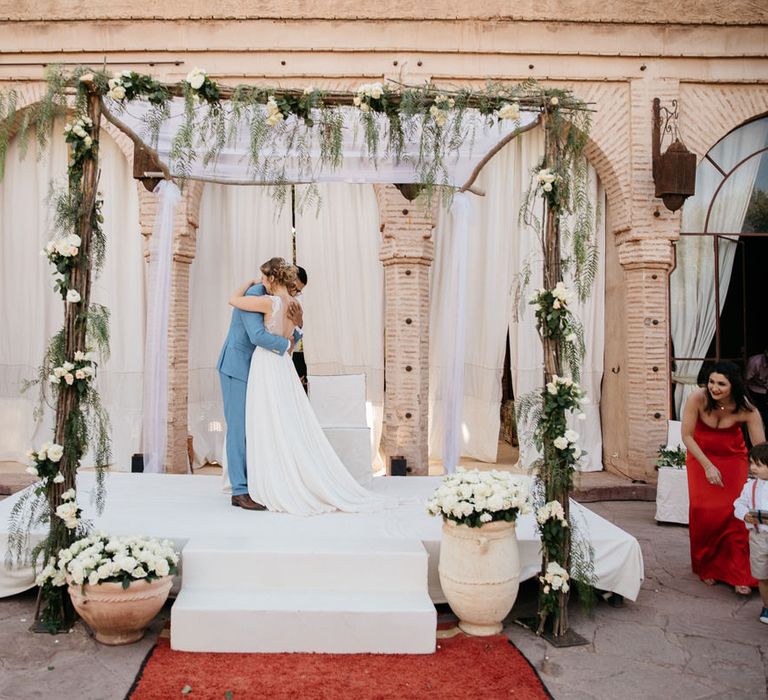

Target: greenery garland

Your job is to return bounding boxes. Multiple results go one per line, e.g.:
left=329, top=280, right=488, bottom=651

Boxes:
left=0, top=65, right=594, bottom=634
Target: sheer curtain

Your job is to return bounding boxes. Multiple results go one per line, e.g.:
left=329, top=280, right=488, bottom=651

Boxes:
left=188, top=184, right=292, bottom=466
left=294, top=184, right=385, bottom=470
left=671, top=118, right=768, bottom=415
left=0, top=122, right=143, bottom=469
left=430, top=127, right=605, bottom=471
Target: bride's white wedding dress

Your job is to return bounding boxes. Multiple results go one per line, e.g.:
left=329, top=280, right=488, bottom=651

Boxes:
left=245, top=295, right=393, bottom=515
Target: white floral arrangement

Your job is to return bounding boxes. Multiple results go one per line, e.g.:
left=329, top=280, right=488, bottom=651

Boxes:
left=36, top=533, right=179, bottom=589
left=48, top=350, right=97, bottom=388
left=498, top=102, right=521, bottom=121
left=63, top=116, right=94, bottom=150
left=536, top=167, right=558, bottom=193
left=426, top=468, right=532, bottom=528
left=25, top=443, right=82, bottom=527
left=107, top=70, right=133, bottom=101
left=536, top=500, right=569, bottom=527
left=429, top=94, right=455, bottom=127
left=265, top=96, right=285, bottom=127
left=185, top=67, right=208, bottom=91
left=539, top=561, right=570, bottom=595
left=353, top=82, right=385, bottom=112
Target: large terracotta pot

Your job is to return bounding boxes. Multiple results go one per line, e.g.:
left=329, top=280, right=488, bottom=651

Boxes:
left=438, top=519, right=520, bottom=636
left=68, top=576, right=172, bottom=645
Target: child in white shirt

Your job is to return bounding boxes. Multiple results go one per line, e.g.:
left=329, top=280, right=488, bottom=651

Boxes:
left=734, top=442, right=768, bottom=624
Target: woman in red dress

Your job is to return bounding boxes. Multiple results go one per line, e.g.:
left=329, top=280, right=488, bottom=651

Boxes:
left=682, top=361, right=765, bottom=595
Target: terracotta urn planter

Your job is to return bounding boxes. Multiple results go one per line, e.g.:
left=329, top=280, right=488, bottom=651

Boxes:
left=68, top=576, right=173, bottom=645
left=438, top=519, right=520, bottom=636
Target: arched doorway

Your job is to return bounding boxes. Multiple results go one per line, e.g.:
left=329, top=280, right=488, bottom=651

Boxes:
left=670, top=115, right=768, bottom=417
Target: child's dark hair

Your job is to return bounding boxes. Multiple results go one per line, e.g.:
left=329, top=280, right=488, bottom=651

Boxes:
left=749, top=442, right=768, bottom=466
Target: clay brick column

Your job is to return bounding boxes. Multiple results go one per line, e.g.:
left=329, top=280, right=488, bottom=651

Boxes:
left=139, top=181, right=203, bottom=473
left=616, top=235, right=676, bottom=481
left=376, top=185, right=436, bottom=476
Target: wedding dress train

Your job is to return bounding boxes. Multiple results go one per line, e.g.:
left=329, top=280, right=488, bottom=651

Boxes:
left=245, top=296, right=393, bottom=515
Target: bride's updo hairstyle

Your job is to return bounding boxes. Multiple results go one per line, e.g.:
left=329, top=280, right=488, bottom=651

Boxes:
left=260, top=256, right=286, bottom=280
left=272, top=260, right=298, bottom=293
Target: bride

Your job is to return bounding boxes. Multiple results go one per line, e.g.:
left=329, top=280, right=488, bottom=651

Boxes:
left=229, top=261, right=393, bottom=516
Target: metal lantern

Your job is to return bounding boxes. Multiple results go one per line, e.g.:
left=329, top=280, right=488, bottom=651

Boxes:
left=652, top=98, right=697, bottom=212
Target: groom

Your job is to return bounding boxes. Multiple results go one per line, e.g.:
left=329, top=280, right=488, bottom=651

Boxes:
left=217, top=259, right=299, bottom=510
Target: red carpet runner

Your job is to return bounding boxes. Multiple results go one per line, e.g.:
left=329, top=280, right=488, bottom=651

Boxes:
left=128, top=629, right=550, bottom=699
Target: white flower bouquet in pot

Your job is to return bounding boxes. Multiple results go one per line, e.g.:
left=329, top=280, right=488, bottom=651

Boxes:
left=37, top=533, right=179, bottom=645
left=426, top=468, right=532, bottom=528
left=427, top=469, right=532, bottom=636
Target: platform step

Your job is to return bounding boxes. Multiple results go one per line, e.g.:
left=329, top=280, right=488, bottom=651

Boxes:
left=171, top=587, right=436, bottom=653
left=180, top=536, right=428, bottom=591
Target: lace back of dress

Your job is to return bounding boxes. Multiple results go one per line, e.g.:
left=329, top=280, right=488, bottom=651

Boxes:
left=265, top=295, right=284, bottom=334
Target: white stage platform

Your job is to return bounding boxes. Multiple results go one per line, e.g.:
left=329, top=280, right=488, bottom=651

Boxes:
left=0, top=472, right=644, bottom=603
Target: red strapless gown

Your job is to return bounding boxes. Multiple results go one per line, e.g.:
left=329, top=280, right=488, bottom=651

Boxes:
left=686, top=418, right=756, bottom=587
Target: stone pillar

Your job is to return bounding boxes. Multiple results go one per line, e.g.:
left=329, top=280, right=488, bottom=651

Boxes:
left=375, top=185, right=435, bottom=476
left=616, top=235, right=676, bottom=481
left=138, top=181, right=203, bottom=474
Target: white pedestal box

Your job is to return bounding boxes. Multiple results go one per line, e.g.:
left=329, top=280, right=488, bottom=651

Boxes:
left=308, top=373, right=367, bottom=428
left=323, top=427, right=373, bottom=486
left=655, top=467, right=689, bottom=524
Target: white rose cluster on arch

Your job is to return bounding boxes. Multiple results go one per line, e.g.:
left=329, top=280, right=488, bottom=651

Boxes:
left=49, top=350, right=96, bottom=388
left=63, top=116, right=94, bottom=150
left=536, top=500, right=569, bottom=527
left=353, top=82, right=385, bottom=112
left=265, top=97, right=284, bottom=127
left=35, top=533, right=179, bottom=589
left=426, top=468, right=532, bottom=527
left=106, top=70, right=133, bottom=101
left=540, top=561, right=570, bottom=594
left=498, top=102, right=521, bottom=121
left=185, top=67, right=207, bottom=91
left=429, top=94, right=455, bottom=127
left=536, top=167, right=558, bottom=193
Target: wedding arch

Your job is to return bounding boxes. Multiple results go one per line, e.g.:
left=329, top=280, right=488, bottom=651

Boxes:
left=0, top=67, right=596, bottom=639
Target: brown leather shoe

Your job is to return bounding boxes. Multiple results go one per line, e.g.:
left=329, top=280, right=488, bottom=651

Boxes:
left=231, top=494, right=267, bottom=511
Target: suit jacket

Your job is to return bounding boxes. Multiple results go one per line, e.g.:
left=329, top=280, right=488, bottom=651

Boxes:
left=216, top=283, right=290, bottom=382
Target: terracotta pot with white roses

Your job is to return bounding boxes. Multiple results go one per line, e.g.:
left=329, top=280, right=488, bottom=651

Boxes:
left=427, top=469, right=531, bottom=636
left=37, top=533, right=179, bottom=645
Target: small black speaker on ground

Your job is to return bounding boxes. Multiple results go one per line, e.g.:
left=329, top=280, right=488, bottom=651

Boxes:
left=131, top=453, right=144, bottom=473
left=390, top=456, right=407, bottom=476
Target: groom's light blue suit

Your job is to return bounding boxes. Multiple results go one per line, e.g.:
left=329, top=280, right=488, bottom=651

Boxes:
left=217, top=283, right=289, bottom=497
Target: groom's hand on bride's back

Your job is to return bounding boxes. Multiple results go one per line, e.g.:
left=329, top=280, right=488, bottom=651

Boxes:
left=287, top=301, right=303, bottom=328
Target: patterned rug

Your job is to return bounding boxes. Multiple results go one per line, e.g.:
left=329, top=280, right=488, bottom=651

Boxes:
left=127, top=624, right=550, bottom=699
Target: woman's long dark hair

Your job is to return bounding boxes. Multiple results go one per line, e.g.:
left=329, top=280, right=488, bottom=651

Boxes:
left=704, top=361, right=753, bottom=413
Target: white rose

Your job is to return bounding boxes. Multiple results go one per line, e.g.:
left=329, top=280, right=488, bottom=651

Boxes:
left=550, top=96, right=559, bottom=106
left=74, top=351, right=85, bottom=361
left=121, top=70, right=132, bottom=78
left=359, top=103, right=370, bottom=113
left=498, top=102, right=521, bottom=121
left=61, top=488, right=76, bottom=501
left=62, top=361, right=74, bottom=371
left=48, top=444, right=64, bottom=462
left=564, top=429, right=579, bottom=442
left=73, top=125, right=87, bottom=138
left=552, top=299, right=561, bottom=309
left=75, top=369, right=85, bottom=380
left=66, top=289, right=81, bottom=304
left=553, top=436, right=569, bottom=450
left=108, top=85, right=126, bottom=101
left=133, top=566, right=147, bottom=578
left=83, top=136, right=93, bottom=148
left=82, top=366, right=95, bottom=377
left=303, top=86, right=315, bottom=95
left=186, top=68, right=206, bottom=90
left=107, top=78, right=119, bottom=90
left=543, top=183, right=552, bottom=192
left=369, top=83, right=383, bottom=99
left=353, top=95, right=362, bottom=106
left=572, top=446, right=582, bottom=459
left=63, top=123, right=72, bottom=134
left=25, top=466, right=39, bottom=477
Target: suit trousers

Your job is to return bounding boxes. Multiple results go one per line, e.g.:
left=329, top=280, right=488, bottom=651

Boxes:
left=219, top=372, right=248, bottom=496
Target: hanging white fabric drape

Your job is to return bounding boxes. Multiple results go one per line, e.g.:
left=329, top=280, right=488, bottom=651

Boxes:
left=188, top=184, right=292, bottom=466
left=439, top=193, right=472, bottom=474
left=0, top=122, right=143, bottom=468
left=429, top=127, right=606, bottom=472
left=294, top=183, right=385, bottom=471
left=671, top=118, right=768, bottom=416
left=142, top=181, right=181, bottom=473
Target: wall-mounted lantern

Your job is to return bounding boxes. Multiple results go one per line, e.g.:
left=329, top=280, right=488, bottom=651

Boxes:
left=652, top=98, right=697, bottom=212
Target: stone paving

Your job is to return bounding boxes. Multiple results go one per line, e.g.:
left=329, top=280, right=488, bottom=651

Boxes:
left=0, top=500, right=766, bottom=699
